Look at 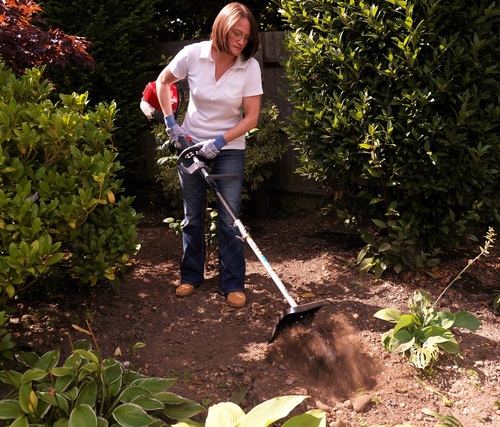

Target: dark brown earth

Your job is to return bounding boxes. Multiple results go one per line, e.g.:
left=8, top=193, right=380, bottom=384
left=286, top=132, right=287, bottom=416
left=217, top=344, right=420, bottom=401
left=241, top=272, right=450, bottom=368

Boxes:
left=10, top=189, right=500, bottom=426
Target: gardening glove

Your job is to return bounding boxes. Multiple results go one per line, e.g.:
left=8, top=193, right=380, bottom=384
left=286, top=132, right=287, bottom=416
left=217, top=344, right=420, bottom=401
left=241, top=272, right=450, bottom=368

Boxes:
left=194, top=135, right=227, bottom=159
left=164, top=114, right=187, bottom=143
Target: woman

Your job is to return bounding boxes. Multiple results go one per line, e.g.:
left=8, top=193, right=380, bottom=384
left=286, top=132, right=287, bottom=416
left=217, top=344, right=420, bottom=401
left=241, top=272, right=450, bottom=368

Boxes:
left=156, top=3, right=262, bottom=307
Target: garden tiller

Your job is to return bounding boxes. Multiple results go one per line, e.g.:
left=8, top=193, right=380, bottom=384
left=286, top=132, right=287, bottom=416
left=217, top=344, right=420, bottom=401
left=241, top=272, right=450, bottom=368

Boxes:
left=140, top=82, right=327, bottom=342
left=176, top=143, right=328, bottom=343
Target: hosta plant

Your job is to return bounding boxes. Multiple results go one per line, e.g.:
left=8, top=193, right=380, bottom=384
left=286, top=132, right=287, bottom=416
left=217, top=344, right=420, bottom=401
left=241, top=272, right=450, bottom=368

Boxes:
left=0, top=327, right=204, bottom=426
left=374, top=228, right=495, bottom=369
left=172, top=395, right=325, bottom=427
left=374, top=289, right=480, bottom=369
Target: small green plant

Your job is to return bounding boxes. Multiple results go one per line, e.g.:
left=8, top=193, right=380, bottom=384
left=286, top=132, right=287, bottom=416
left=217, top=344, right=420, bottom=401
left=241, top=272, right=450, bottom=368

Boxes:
left=375, top=288, right=480, bottom=369
left=0, top=323, right=204, bottom=426
left=375, top=228, right=495, bottom=369
left=172, top=395, right=325, bottom=427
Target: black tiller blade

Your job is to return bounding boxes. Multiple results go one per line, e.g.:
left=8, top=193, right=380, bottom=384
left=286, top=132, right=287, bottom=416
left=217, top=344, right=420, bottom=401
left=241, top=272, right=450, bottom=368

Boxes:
left=269, top=300, right=328, bottom=343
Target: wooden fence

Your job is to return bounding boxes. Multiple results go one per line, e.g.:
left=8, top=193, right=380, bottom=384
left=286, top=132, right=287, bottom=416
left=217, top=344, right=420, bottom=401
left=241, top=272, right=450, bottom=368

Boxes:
left=142, top=32, right=323, bottom=203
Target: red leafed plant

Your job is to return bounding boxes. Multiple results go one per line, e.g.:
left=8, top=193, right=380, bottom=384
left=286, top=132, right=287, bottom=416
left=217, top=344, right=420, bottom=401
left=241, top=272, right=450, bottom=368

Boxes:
left=0, top=0, right=95, bottom=72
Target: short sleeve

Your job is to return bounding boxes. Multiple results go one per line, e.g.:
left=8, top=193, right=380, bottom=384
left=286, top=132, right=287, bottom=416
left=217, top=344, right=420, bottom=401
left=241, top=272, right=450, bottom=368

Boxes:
left=168, top=44, right=194, bottom=80
left=243, top=58, right=263, bottom=98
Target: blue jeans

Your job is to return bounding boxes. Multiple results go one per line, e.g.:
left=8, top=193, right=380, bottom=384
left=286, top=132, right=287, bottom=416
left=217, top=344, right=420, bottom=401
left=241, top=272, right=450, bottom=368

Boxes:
left=178, top=149, right=245, bottom=295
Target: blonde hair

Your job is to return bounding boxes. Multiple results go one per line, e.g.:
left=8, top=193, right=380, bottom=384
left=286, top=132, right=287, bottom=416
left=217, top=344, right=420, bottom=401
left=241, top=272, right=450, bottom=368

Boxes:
left=211, top=2, right=259, bottom=60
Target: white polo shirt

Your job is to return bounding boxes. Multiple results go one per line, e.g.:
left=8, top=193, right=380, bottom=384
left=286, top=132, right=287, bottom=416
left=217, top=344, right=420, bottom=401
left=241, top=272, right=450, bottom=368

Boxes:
left=169, top=40, right=263, bottom=150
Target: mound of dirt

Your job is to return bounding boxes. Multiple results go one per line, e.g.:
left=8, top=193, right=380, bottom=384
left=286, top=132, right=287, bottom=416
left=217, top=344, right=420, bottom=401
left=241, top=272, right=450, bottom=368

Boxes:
left=272, top=313, right=379, bottom=399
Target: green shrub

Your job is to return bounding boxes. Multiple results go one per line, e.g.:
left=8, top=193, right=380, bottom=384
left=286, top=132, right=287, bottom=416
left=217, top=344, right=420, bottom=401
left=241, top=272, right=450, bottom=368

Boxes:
left=280, top=0, right=500, bottom=276
left=0, top=62, right=141, bottom=296
left=243, top=100, right=287, bottom=194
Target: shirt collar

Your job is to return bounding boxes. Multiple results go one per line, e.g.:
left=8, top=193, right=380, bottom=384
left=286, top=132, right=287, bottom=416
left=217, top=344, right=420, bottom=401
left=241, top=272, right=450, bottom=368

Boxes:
left=201, top=40, right=247, bottom=69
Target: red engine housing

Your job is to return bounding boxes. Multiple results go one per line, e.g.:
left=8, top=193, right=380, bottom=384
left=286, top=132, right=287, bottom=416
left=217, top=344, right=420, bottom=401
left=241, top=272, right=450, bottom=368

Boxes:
left=142, top=81, right=179, bottom=113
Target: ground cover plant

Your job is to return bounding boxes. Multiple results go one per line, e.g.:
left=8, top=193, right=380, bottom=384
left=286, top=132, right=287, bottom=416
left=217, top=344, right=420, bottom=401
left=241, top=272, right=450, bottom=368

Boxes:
left=0, top=331, right=205, bottom=426
left=0, top=326, right=324, bottom=426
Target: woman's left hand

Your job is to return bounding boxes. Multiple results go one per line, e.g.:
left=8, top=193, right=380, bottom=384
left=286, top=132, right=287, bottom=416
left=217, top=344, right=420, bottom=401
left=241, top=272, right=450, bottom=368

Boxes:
left=195, top=136, right=227, bottom=159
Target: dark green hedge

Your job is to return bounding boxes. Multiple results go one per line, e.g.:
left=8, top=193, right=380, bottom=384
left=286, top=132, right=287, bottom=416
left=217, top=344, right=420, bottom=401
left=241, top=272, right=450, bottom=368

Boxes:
left=280, top=0, right=500, bottom=275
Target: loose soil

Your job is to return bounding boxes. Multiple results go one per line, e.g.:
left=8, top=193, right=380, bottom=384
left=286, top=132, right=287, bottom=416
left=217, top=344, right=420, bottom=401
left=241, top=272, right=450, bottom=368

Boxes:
left=10, top=189, right=500, bottom=427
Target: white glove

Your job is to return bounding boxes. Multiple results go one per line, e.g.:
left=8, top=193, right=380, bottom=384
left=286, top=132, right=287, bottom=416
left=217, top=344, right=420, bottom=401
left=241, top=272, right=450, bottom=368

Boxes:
left=164, top=115, right=187, bottom=142
left=195, top=136, right=227, bottom=159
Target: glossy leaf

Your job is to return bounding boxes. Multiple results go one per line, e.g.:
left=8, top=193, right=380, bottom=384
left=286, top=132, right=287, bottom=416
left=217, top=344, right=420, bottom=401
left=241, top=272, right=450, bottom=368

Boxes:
left=453, top=311, right=481, bottom=331
left=205, top=402, right=245, bottom=427
left=131, top=378, right=176, bottom=393
left=374, top=308, right=402, bottom=323
left=282, top=409, right=326, bottom=427
left=156, top=392, right=205, bottom=420
left=69, top=404, right=98, bottom=427
left=112, top=403, right=155, bottom=427
left=9, top=415, right=30, bottom=427
left=0, top=400, right=23, bottom=419
left=240, top=396, right=308, bottom=427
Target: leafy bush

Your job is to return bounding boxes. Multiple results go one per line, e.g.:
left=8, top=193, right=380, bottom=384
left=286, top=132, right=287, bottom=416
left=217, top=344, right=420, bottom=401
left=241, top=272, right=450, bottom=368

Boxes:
left=280, top=0, right=500, bottom=276
left=0, top=62, right=141, bottom=296
left=243, top=101, right=287, bottom=194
